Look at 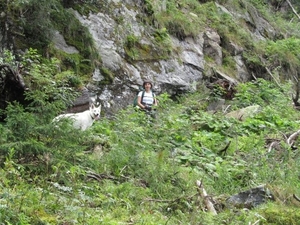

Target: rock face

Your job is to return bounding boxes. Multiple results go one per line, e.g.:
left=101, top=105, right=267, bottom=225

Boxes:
left=0, top=1, right=281, bottom=117
left=53, top=31, right=79, bottom=54
left=64, top=1, right=270, bottom=116
left=66, top=0, right=264, bottom=115
left=72, top=7, right=206, bottom=115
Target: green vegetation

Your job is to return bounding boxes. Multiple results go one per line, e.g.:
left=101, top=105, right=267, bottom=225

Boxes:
left=124, top=31, right=171, bottom=62
left=1, top=0, right=101, bottom=80
left=124, top=34, right=140, bottom=61
left=2, top=0, right=300, bottom=86
left=140, top=0, right=300, bottom=79
left=1, top=50, right=300, bottom=223
left=264, top=38, right=300, bottom=74
left=99, top=67, right=115, bottom=84
left=1, top=0, right=300, bottom=223
left=49, top=5, right=101, bottom=78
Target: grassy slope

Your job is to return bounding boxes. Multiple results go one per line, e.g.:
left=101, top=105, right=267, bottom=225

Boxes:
left=1, top=0, right=300, bottom=224
left=1, top=79, right=300, bottom=224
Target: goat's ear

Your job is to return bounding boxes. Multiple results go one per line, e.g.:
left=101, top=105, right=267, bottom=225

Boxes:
left=90, top=103, right=95, bottom=109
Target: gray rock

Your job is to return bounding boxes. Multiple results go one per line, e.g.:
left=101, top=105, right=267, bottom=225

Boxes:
left=54, top=1, right=277, bottom=116
left=226, top=185, right=275, bottom=209
left=226, top=105, right=261, bottom=121
left=53, top=31, right=79, bottom=54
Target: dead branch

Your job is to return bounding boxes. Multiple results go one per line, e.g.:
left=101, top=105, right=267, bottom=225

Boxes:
left=143, top=194, right=197, bottom=206
left=251, top=72, right=257, bottom=80
left=267, top=129, right=300, bottom=152
left=293, top=194, right=300, bottom=202
left=252, top=220, right=261, bottom=225
left=265, top=67, right=281, bottom=89
left=196, top=180, right=217, bottom=215
left=292, top=77, right=300, bottom=107
left=87, top=172, right=120, bottom=182
left=143, top=198, right=175, bottom=203
left=218, top=141, right=231, bottom=156
left=86, top=171, right=150, bottom=188
left=268, top=141, right=279, bottom=153
left=286, top=0, right=300, bottom=20
left=223, top=105, right=231, bottom=114
left=287, top=129, right=300, bottom=147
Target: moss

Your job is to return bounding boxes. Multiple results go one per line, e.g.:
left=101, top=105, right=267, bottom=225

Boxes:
left=222, top=50, right=237, bottom=76
left=100, top=67, right=114, bottom=84
left=153, top=28, right=173, bottom=54
left=125, top=42, right=170, bottom=62
left=143, top=0, right=155, bottom=16
left=46, top=46, right=92, bottom=86
left=55, top=70, right=82, bottom=88
left=50, top=7, right=101, bottom=76
left=61, top=0, right=105, bottom=15
left=261, top=207, right=300, bottom=225
left=162, top=13, right=199, bottom=40
left=124, top=32, right=172, bottom=62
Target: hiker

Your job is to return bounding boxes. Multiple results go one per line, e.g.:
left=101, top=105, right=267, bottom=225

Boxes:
left=137, top=80, right=158, bottom=117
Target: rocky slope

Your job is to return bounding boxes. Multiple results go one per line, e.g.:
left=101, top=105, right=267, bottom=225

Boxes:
left=1, top=0, right=299, bottom=116
left=54, top=1, right=297, bottom=115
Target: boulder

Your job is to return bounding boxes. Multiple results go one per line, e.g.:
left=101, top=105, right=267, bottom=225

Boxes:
left=226, top=105, right=261, bottom=121
left=226, top=185, right=275, bottom=209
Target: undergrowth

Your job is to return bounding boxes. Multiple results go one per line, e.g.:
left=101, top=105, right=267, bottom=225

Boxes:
left=1, top=0, right=300, bottom=223
left=1, top=69, right=300, bottom=224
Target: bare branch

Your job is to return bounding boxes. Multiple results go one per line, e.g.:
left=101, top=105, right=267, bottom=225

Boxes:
left=265, top=67, right=281, bottom=89
left=293, top=194, right=300, bottom=202
left=196, top=180, right=217, bottom=215
left=223, top=105, right=231, bottom=114
left=287, top=129, right=300, bottom=146
left=286, top=0, right=300, bottom=20
left=218, top=141, right=231, bottom=156
left=292, top=72, right=300, bottom=107
left=268, top=141, right=279, bottom=153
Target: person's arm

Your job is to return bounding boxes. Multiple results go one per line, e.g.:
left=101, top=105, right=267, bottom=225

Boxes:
left=137, top=95, right=145, bottom=109
left=153, top=94, right=158, bottom=106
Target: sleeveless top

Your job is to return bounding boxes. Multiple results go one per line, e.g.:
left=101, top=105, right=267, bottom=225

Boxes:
left=138, top=91, right=155, bottom=105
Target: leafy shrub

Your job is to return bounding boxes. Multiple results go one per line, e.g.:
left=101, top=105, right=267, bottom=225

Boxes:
left=232, top=78, right=289, bottom=108
left=264, top=37, right=300, bottom=73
